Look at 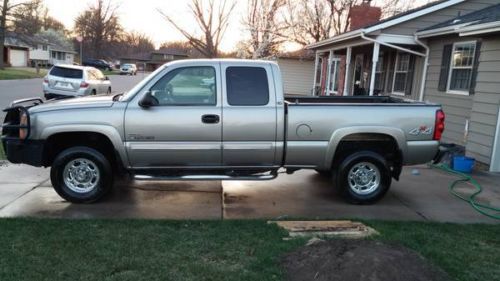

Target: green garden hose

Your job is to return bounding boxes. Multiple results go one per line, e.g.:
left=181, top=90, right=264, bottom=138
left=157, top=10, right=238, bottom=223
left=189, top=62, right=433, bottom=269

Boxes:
left=430, top=163, right=500, bottom=220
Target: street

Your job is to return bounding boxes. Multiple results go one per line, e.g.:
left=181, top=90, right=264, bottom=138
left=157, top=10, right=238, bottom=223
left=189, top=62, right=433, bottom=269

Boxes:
left=0, top=73, right=147, bottom=120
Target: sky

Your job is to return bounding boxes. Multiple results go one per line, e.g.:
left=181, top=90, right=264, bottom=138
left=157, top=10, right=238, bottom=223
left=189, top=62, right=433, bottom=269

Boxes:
left=43, top=0, right=430, bottom=52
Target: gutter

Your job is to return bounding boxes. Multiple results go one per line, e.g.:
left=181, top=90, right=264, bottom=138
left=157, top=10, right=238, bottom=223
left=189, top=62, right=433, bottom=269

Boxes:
left=414, top=34, right=430, bottom=102
left=360, top=33, right=426, bottom=57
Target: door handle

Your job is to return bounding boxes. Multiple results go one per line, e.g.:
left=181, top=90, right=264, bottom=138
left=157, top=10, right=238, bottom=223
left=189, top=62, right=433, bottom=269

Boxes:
left=201, top=114, right=220, bottom=124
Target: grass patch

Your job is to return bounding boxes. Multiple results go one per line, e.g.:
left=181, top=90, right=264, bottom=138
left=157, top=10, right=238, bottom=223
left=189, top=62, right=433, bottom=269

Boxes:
left=102, top=70, right=119, bottom=76
left=0, top=219, right=499, bottom=281
left=0, top=141, right=5, bottom=160
left=0, top=68, right=47, bottom=80
left=368, top=221, right=500, bottom=281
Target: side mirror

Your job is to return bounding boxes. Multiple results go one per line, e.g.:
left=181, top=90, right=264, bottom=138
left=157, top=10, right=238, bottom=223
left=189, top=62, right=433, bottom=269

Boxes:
left=139, top=91, right=159, bottom=108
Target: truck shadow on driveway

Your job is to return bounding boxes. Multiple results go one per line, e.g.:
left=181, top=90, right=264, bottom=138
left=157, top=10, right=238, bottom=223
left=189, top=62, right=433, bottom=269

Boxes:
left=0, top=164, right=499, bottom=223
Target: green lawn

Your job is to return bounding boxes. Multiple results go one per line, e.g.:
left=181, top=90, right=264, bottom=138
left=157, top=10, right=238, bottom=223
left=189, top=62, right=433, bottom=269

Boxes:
left=0, top=141, right=5, bottom=160
left=0, top=219, right=499, bottom=281
left=0, top=68, right=47, bottom=80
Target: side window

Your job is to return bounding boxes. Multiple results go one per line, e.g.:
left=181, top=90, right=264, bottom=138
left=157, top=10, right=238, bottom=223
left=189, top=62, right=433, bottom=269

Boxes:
left=149, top=66, right=216, bottom=106
left=87, top=70, right=96, bottom=80
left=226, top=67, right=269, bottom=106
left=94, top=69, right=105, bottom=80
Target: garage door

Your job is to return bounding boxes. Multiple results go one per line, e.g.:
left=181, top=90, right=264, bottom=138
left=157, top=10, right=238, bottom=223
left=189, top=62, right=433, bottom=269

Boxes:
left=10, top=50, right=27, bottom=67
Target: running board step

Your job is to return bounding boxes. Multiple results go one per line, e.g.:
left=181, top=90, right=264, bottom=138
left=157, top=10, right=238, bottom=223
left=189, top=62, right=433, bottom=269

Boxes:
left=133, top=173, right=277, bottom=181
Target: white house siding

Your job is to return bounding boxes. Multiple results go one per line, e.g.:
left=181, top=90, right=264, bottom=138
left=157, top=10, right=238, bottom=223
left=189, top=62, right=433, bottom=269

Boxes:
left=30, top=48, right=50, bottom=61
left=466, top=37, right=500, bottom=165
left=276, top=58, right=315, bottom=96
left=50, top=52, right=74, bottom=65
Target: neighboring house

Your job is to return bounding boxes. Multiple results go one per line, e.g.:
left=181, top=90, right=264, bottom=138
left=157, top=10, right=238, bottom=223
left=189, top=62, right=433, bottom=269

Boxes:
left=120, top=49, right=188, bottom=71
left=3, top=33, right=76, bottom=67
left=2, top=35, right=30, bottom=67
left=307, top=0, right=500, bottom=171
left=272, top=50, right=315, bottom=96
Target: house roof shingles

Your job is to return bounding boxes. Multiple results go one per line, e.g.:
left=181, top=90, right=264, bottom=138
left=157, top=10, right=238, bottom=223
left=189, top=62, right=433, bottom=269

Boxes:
left=420, top=3, right=500, bottom=31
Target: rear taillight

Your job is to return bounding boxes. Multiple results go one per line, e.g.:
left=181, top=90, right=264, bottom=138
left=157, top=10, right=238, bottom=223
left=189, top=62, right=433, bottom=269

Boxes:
left=433, top=109, right=445, bottom=141
left=19, top=111, right=28, bottom=140
left=80, top=81, right=89, bottom=88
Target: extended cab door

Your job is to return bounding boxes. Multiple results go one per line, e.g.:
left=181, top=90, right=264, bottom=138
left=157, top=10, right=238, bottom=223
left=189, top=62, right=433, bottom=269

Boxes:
left=124, top=63, right=222, bottom=168
left=221, top=62, right=279, bottom=167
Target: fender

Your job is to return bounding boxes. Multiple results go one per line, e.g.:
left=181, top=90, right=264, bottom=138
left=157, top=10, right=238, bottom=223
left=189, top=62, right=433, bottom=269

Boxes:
left=40, top=124, right=129, bottom=168
left=323, top=126, right=408, bottom=169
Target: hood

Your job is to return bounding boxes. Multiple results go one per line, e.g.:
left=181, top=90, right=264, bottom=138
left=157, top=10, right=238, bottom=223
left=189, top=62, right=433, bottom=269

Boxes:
left=29, top=95, right=115, bottom=114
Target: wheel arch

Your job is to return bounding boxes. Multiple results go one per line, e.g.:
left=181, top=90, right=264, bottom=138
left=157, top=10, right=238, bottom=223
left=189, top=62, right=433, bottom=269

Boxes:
left=324, top=127, right=407, bottom=179
left=41, top=125, right=128, bottom=168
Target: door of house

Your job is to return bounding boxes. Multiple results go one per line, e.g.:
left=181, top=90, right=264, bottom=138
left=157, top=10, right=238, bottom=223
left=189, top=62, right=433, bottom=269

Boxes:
left=351, top=54, right=365, bottom=96
left=490, top=106, right=500, bottom=172
left=327, top=57, right=341, bottom=95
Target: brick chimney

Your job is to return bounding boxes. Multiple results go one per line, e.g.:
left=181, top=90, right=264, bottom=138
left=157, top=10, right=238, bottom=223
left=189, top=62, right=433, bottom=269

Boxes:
left=349, top=0, right=382, bottom=31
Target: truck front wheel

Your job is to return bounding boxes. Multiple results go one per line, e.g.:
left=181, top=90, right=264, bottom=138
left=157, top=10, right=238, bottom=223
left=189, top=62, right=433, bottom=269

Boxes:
left=50, top=147, right=113, bottom=203
left=335, top=151, right=391, bottom=204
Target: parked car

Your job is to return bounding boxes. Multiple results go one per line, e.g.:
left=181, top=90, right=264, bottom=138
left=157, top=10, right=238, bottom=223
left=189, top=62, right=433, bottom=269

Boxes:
left=82, top=59, right=113, bottom=71
left=2, top=59, right=445, bottom=205
left=42, top=65, right=112, bottom=99
left=120, top=63, right=137, bottom=75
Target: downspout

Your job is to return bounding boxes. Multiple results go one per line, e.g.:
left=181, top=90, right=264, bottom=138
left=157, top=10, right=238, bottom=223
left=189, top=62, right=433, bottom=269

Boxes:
left=414, top=34, right=430, bottom=102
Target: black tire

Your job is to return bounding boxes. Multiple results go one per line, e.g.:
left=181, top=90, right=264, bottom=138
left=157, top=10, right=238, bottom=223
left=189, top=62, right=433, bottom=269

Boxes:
left=335, top=151, right=391, bottom=204
left=50, top=146, right=113, bottom=203
left=91, top=89, right=97, bottom=95
left=107, top=87, right=112, bottom=94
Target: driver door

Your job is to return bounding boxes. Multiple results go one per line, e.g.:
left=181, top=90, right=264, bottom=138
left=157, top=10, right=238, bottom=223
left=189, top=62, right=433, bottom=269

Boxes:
left=124, top=64, right=222, bottom=168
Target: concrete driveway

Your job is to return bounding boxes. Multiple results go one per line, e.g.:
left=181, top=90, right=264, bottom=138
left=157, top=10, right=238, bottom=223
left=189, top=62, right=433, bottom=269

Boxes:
left=0, top=162, right=499, bottom=223
left=0, top=74, right=147, bottom=120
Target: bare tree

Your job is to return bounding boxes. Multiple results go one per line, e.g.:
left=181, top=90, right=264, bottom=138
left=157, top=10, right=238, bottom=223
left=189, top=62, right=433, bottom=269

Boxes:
left=74, top=0, right=122, bottom=59
left=11, top=0, right=65, bottom=36
left=241, top=0, right=287, bottom=59
left=158, top=0, right=236, bottom=58
left=285, top=0, right=413, bottom=47
left=0, top=0, right=28, bottom=69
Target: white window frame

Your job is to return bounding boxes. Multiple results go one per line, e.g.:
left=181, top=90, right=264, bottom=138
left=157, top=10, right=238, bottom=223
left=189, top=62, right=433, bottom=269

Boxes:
left=391, top=52, right=410, bottom=96
left=327, top=56, right=341, bottom=95
left=446, top=41, right=476, bottom=96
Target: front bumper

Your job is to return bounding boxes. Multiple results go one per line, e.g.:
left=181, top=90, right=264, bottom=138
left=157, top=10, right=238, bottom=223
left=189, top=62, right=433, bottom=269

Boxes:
left=2, top=139, right=45, bottom=167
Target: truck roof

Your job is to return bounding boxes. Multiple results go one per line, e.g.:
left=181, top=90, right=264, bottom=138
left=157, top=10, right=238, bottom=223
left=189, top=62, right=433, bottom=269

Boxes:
left=165, top=58, right=279, bottom=68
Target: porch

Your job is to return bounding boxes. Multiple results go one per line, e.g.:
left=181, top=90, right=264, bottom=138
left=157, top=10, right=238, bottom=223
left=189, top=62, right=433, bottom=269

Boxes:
left=310, top=35, right=428, bottom=101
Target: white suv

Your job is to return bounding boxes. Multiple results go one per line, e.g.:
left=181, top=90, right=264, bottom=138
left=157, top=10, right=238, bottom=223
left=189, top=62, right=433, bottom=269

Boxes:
left=43, top=65, right=112, bottom=99
left=120, top=63, right=137, bottom=75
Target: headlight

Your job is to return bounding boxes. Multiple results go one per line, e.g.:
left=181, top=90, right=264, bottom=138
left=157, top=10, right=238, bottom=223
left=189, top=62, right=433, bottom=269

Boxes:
left=19, top=111, right=28, bottom=140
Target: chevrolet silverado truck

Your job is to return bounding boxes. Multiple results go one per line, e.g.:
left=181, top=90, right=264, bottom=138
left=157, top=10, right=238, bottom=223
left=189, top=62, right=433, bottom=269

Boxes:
left=1, top=59, right=445, bottom=204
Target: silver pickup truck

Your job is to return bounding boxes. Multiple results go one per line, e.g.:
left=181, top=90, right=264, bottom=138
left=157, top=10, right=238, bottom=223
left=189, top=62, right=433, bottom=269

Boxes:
left=2, top=59, right=445, bottom=204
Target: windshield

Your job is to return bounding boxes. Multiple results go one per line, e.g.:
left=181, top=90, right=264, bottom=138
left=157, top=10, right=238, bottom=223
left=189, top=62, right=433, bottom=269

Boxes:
left=120, top=65, right=168, bottom=101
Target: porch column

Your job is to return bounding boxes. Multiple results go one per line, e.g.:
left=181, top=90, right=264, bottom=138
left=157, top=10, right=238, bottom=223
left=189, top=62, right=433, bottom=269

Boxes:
left=369, top=42, right=380, bottom=96
left=343, top=47, right=352, bottom=96
left=312, top=52, right=319, bottom=95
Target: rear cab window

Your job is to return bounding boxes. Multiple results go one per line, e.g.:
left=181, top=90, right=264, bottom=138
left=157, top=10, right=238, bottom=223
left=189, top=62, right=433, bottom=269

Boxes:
left=226, top=67, right=269, bottom=106
left=50, top=66, right=83, bottom=79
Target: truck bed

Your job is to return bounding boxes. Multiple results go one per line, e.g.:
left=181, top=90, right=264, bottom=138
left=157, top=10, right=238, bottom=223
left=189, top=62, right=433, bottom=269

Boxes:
left=284, top=95, right=417, bottom=104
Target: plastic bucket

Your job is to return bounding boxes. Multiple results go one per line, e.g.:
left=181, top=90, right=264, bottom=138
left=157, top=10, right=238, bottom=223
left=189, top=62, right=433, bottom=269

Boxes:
left=453, top=156, right=475, bottom=173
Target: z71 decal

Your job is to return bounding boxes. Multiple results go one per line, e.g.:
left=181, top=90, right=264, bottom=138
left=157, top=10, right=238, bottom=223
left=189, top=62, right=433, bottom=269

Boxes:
left=409, top=125, right=432, bottom=136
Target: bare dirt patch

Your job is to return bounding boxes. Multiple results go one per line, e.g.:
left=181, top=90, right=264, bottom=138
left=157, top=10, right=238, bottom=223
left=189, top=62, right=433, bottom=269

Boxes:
left=282, top=239, right=451, bottom=281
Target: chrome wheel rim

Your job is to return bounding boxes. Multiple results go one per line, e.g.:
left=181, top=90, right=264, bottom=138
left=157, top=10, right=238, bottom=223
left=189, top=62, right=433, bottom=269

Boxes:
left=63, top=158, right=100, bottom=193
left=348, top=162, right=380, bottom=195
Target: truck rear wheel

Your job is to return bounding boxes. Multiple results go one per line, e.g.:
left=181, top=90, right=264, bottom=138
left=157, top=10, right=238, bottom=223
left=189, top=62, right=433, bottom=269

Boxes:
left=335, top=151, right=391, bottom=204
left=50, top=146, right=113, bottom=203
